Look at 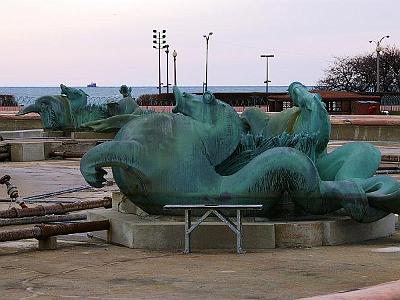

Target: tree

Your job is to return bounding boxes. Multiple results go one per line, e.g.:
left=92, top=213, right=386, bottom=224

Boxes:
left=318, top=46, right=400, bottom=92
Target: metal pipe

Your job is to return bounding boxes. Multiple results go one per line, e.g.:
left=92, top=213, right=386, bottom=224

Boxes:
left=22, top=185, right=92, bottom=201
left=0, top=220, right=110, bottom=242
left=0, top=197, right=112, bottom=219
left=0, top=199, right=82, bottom=204
left=0, top=213, right=87, bottom=227
left=376, top=169, right=400, bottom=175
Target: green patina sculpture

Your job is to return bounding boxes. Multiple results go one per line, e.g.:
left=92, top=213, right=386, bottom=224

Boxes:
left=80, top=82, right=400, bottom=222
left=16, top=84, right=139, bottom=131
left=106, top=85, right=139, bottom=116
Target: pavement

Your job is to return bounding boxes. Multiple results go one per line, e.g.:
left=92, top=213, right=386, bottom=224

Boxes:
left=0, top=160, right=400, bottom=299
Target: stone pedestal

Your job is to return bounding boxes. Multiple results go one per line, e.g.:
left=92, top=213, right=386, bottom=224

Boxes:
left=87, top=205, right=395, bottom=251
left=71, top=132, right=116, bottom=140
left=111, top=192, right=148, bottom=216
left=10, top=142, right=45, bottom=162
left=43, top=131, right=65, bottom=138
left=88, top=209, right=276, bottom=250
left=0, top=129, right=45, bottom=139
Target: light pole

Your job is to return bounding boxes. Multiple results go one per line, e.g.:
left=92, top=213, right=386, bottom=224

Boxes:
left=203, top=32, right=213, bottom=92
left=369, top=35, right=390, bottom=92
left=260, top=54, right=274, bottom=94
left=172, top=50, right=177, bottom=85
left=165, top=44, right=170, bottom=93
left=260, top=54, right=274, bottom=111
left=153, top=29, right=167, bottom=94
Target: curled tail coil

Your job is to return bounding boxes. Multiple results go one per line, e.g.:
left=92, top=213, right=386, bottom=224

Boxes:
left=80, top=140, right=147, bottom=190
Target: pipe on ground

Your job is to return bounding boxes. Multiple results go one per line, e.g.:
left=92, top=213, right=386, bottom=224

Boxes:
left=0, top=220, right=110, bottom=242
left=0, top=197, right=112, bottom=219
left=0, top=213, right=87, bottom=227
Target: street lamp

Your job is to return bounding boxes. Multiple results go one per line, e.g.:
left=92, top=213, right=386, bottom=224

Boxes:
left=369, top=35, right=390, bottom=92
left=165, top=45, right=170, bottom=93
left=153, top=29, right=167, bottom=94
left=260, top=54, right=274, bottom=112
left=203, top=32, right=213, bottom=92
left=260, top=54, right=274, bottom=94
left=172, top=50, right=177, bottom=85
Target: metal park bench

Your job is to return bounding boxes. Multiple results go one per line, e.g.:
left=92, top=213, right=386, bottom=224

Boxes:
left=163, top=204, right=263, bottom=254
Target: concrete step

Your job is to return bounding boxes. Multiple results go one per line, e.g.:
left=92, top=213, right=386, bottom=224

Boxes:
left=0, top=129, right=45, bottom=139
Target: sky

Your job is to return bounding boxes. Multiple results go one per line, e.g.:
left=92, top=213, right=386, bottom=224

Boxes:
left=0, top=0, right=399, bottom=87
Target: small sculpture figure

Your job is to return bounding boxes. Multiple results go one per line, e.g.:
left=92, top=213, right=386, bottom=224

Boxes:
left=83, top=85, right=152, bottom=132
left=107, top=85, right=138, bottom=116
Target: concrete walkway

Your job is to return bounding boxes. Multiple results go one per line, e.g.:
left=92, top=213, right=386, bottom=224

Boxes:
left=0, top=160, right=400, bottom=299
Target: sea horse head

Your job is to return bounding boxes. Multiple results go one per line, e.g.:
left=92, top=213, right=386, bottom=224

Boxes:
left=16, top=94, right=71, bottom=129
left=288, top=82, right=331, bottom=156
left=60, top=84, right=88, bottom=110
left=172, top=87, right=243, bottom=166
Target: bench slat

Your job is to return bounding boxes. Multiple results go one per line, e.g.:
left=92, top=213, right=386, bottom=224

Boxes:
left=163, top=204, right=263, bottom=210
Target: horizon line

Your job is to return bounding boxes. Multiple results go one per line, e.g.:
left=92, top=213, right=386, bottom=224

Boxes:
left=0, top=84, right=311, bottom=88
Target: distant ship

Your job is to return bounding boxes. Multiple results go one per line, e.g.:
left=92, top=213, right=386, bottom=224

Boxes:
left=87, top=82, right=97, bottom=87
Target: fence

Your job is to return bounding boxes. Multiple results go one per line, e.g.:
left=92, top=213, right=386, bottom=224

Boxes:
left=0, top=95, right=18, bottom=106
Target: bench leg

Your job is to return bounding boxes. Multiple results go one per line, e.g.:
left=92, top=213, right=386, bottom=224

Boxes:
left=236, top=209, right=244, bottom=254
left=184, top=209, right=192, bottom=254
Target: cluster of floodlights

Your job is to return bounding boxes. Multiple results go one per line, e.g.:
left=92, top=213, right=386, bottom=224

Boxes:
left=153, top=29, right=169, bottom=94
left=152, top=30, right=215, bottom=94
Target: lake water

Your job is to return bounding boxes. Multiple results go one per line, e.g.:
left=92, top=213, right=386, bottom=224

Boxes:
left=0, top=86, right=290, bottom=105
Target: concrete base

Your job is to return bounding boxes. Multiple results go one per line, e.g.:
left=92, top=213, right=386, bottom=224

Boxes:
left=0, top=114, right=42, bottom=131
left=10, top=142, right=45, bottom=162
left=43, top=131, right=65, bottom=138
left=0, top=129, right=45, bottom=139
left=88, top=210, right=276, bottom=250
left=38, top=236, right=57, bottom=250
left=87, top=208, right=395, bottom=251
left=331, top=124, right=400, bottom=141
left=111, top=191, right=148, bottom=216
left=71, top=131, right=116, bottom=140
